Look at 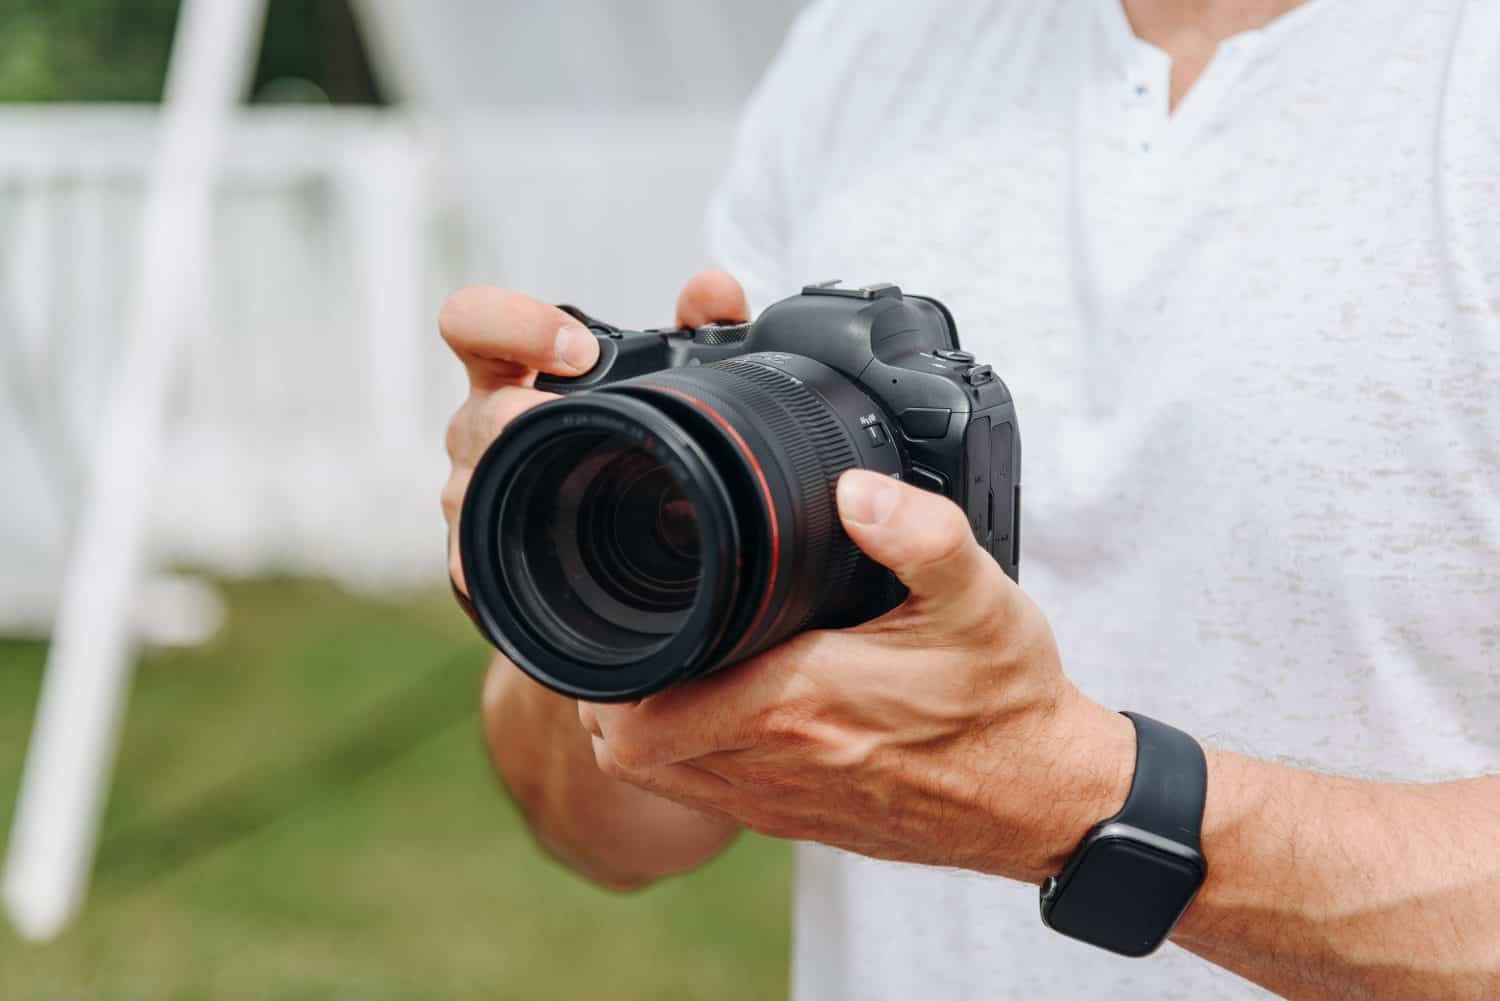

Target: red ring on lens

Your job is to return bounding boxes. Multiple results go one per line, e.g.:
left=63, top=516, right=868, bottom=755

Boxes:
left=641, top=383, right=779, bottom=661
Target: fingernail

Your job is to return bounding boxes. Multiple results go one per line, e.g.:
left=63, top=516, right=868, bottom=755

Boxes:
left=839, top=470, right=900, bottom=526
left=555, top=324, right=597, bottom=372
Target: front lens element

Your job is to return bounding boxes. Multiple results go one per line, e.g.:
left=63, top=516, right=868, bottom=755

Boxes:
left=500, top=430, right=703, bottom=666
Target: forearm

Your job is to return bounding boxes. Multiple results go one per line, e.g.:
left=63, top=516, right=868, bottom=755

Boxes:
left=1172, top=751, right=1500, bottom=998
left=481, top=658, right=740, bottom=890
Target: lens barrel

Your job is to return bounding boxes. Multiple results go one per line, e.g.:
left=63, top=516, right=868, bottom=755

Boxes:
left=460, top=353, right=904, bottom=701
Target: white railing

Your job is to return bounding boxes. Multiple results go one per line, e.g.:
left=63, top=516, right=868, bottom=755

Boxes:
left=0, top=104, right=734, bottom=629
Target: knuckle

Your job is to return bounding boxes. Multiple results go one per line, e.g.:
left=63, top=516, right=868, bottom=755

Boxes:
left=745, top=637, right=834, bottom=743
left=440, top=475, right=467, bottom=523
left=776, top=631, right=840, bottom=684
left=770, top=631, right=820, bottom=675
left=605, top=729, right=657, bottom=771
left=912, top=500, right=974, bottom=570
left=446, top=386, right=537, bottom=466
left=760, top=693, right=818, bottom=743
left=443, top=408, right=467, bottom=459
left=934, top=494, right=974, bottom=542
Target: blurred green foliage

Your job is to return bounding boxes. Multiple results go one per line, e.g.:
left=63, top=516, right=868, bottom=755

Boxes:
left=0, top=579, right=791, bottom=1000
left=0, top=0, right=178, bottom=101
left=0, top=0, right=383, bottom=103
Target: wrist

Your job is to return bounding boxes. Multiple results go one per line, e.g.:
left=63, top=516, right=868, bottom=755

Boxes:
left=995, top=694, right=1136, bottom=883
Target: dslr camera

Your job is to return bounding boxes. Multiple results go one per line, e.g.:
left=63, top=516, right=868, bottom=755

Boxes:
left=459, top=281, right=1021, bottom=701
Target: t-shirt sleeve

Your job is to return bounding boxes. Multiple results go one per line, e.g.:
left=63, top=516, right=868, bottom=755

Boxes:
left=705, top=0, right=847, bottom=312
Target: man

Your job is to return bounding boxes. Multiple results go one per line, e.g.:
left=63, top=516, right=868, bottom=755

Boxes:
left=440, top=0, right=1500, bottom=997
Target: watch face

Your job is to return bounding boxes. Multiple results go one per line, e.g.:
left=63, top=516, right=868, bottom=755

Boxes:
left=1043, top=835, right=1205, bottom=957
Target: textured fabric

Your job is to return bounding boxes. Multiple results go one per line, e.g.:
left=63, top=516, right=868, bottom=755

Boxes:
left=706, top=1, right=1500, bottom=998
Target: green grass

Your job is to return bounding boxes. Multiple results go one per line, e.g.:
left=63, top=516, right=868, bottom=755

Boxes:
left=0, top=579, right=791, bottom=1000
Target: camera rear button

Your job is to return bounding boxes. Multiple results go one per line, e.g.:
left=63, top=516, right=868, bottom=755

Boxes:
left=898, top=407, right=952, bottom=439
left=908, top=466, right=948, bottom=494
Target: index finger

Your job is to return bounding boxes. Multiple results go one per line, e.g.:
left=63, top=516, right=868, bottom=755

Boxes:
left=438, top=286, right=599, bottom=387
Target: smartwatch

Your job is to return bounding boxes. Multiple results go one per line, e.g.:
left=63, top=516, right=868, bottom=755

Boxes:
left=1039, top=712, right=1207, bottom=957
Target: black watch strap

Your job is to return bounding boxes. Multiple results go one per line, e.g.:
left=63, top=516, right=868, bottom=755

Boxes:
left=1109, top=712, right=1207, bottom=850
left=1039, top=712, right=1208, bottom=956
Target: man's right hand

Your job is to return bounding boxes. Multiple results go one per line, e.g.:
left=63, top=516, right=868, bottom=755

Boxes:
left=438, top=271, right=750, bottom=889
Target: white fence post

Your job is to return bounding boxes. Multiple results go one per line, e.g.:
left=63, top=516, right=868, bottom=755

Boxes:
left=2, top=0, right=269, bottom=942
left=346, top=123, right=429, bottom=457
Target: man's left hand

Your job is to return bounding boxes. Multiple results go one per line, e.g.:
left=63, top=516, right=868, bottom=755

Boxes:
left=580, top=470, right=1135, bottom=884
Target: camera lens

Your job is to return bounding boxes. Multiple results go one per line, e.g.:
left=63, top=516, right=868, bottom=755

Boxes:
left=460, top=354, right=905, bottom=701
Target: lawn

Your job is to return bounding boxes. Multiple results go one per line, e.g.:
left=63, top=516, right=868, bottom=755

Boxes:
left=0, top=578, right=792, bottom=1000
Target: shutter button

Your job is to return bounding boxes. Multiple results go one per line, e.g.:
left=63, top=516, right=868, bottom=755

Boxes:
left=935, top=349, right=975, bottom=363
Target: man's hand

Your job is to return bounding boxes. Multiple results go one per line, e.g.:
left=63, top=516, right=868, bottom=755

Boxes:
left=442, top=270, right=751, bottom=890
left=580, top=469, right=1136, bottom=883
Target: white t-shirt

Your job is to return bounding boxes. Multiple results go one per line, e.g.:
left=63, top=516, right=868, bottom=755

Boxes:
left=706, top=1, right=1500, bottom=998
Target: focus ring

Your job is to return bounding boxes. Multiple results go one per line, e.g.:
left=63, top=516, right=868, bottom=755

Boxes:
left=695, top=359, right=864, bottom=636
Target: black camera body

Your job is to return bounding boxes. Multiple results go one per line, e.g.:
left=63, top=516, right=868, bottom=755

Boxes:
left=460, top=281, right=1021, bottom=701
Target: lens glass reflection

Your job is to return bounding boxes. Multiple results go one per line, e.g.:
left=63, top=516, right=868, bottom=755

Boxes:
left=575, top=445, right=701, bottom=614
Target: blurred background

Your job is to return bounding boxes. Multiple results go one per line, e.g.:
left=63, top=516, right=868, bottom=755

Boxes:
left=0, top=1, right=803, bottom=997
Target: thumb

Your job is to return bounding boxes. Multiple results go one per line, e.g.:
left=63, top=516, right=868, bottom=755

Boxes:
left=675, top=269, right=750, bottom=327
left=836, top=469, right=1003, bottom=607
